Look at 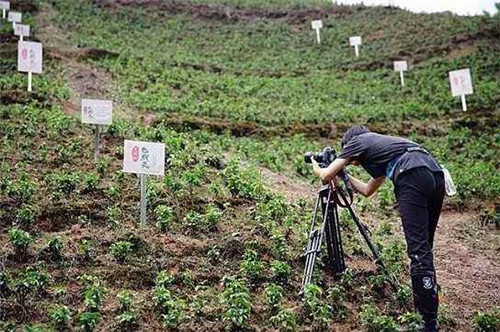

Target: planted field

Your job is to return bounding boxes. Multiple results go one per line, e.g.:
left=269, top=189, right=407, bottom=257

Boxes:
left=0, top=0, right=499, bottom=331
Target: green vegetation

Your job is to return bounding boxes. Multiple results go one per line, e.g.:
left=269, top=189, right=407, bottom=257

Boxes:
left=0, top=0, right=498, bottom=330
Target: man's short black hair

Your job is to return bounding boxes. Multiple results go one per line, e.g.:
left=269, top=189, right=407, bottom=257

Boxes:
left=341, top=125, right=370, bottom=148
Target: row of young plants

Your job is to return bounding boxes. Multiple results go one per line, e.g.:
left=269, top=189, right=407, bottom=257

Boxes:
left=1, top=1, right=498, bottom=330
left=45, top=0, right=500, bottom=205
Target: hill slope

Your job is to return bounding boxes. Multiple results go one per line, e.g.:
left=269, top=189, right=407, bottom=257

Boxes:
left=0, top=0, right=499, bottom=331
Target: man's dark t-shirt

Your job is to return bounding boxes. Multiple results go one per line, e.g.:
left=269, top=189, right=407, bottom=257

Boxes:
left=338, top=133, right=442, bottom=181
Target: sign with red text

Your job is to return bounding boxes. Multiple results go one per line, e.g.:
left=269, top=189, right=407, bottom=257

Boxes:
left=123, top=140, right=165, bottom=176
left=449, top=68, right=473, bottom=97
left=8, top=11, right=21, bottom=23
left=14, top=24, right=30, bottom=37
left=82, top=99, right=113, bottom=125
left=394, top=61, right=408, bottom=72
left=18, top=41, right=42, bottom=74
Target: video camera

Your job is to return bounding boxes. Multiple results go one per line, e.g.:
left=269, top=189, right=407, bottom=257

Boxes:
left=304, top=147, right=337, bottom=168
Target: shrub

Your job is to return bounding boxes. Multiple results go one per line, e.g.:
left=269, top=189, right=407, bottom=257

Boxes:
left=79, top=275, right=107, bottom=311
left=83, top=173, right=99, bottom=192
left=154, top=205, right=174, bottom=232
left=15, top=205, right=37, bottom=226
left=270, top=260, right=291, bottom=283
left=152, top=285, right=186, bottom=329
left=8, top=227, right=32, bottom=258
left=270, top=233, right=288, bottom=260
left=472, top=308, right=500, bottom=332
left=77, top=239, right=97, bottom=262
left=106, top=204, right=122, bottom=226
left=0, top=270, right=9, bottom=295
left=110, top=241, right=134, bottom=263
left=265, top=283, right=284, bottom=311
left=220, top=276, right=251, bottom=329
left=155, top=271, right=175, bottom=288
left=12, top=266, right=50, bottom=307
left=47, top=172, right=81, bottom=198
left=115, top=311, right=138, bottom=330
left=270, top=309, right=297, bottom=331
left=303, top=284, right=331, bottom=328
left=117, top=290, right=133, bottom=311
left=398, top=312, right=422, bottom=332
left=7, top=177, right=36, bottom=203
left=46, top=236, right=64, bottom=260
left=396, top=285, right=412, bottom=305
left=360, top=304, right=398, bottom=332
left=77, top=312, right=101, bottom=332
left=239, top=249, right=265, bottom=282
left=50, top=305, right=71, bottom=330
left=204, top=205, right=222, bottom=230
left=327, top=286, right=348, bottom=321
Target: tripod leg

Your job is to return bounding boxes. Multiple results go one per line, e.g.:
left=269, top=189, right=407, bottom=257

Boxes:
left=346, top=204, right=400, bottom=292
left=333, top=203, right=346, bottom=273
left=301, top=230, right=320, bottom=291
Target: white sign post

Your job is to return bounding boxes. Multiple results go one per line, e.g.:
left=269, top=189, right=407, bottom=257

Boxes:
left=14, top=24, right=30, bottom=42
left=82, top=99, right=113, bottom=162
left=123, top=140, right=165, bottom=225
left=311, top=20, right=323, bottom=45
left=18, top=41, right=43, bottom=93
left=349, top=36, right=362, bottom=57
left=394, top=61, right=408, bottom=86
left=7, top=11, right=21, bottom=29
left=0, top=1, right=10, bottom=19
left=449, top=68, right=473, bottom=111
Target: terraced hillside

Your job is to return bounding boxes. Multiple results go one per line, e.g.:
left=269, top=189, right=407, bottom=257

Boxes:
left=0, top=0, right=499, bottom=331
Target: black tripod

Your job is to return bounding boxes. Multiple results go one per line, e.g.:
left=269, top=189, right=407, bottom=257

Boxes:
left=301, top=172, right=399, bottom=293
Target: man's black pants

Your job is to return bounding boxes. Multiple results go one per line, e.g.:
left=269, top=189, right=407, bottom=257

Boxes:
left=395, top=167, right=445, bottom=330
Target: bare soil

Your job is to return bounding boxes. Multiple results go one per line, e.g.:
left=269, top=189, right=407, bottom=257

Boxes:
left=94, top=0, right=359, bottom=24
left=435, top=212, right=500, bottom=331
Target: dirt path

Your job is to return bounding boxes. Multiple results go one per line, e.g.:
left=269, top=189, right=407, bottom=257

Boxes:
left=435, top=211, right=500, bottom=331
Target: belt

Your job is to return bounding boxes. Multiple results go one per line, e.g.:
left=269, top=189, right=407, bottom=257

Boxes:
left=386, top=146, right=430, bottom=180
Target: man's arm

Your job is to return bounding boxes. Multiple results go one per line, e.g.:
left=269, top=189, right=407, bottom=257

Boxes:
left=312, top=158, right=350, bottom=182
left=348, top=175, right=386, bottom=197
